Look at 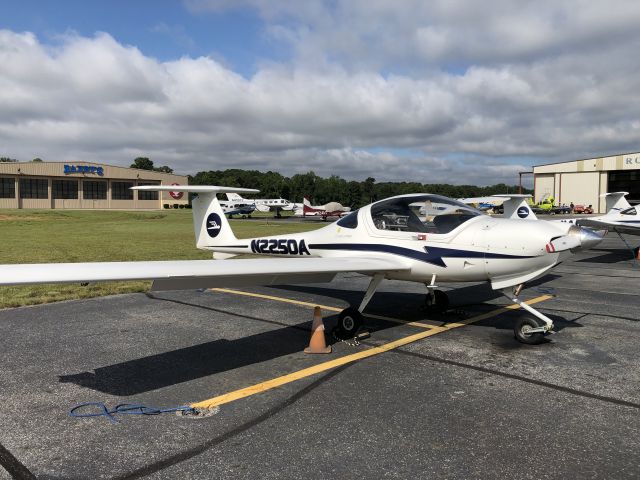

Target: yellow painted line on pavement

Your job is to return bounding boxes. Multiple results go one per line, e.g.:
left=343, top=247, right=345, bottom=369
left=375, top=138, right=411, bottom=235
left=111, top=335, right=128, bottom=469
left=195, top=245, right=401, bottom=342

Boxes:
left=210, top=287, right=342, bottom=312
left=209, top=287, right=434, bottom=329
left=191, top=294, right=553, bottom=409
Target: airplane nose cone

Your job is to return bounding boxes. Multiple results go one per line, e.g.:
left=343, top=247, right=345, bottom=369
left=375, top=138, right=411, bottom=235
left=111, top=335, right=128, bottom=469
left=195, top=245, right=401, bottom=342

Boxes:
left=569, top=225, right=603, bottom=250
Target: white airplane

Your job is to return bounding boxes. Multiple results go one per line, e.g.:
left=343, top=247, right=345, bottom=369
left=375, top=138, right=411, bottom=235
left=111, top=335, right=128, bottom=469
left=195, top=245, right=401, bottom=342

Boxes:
left=557, top=192, right=639, bottom=261
left=294, top=197, right=351, bottom=219
left=458, top=196, right=506, bottom=211
left=219, top=198, right=256, bottom=218
left=226, top=192, right=294, bottom=213
left=0, top=187, right=602, bottom=345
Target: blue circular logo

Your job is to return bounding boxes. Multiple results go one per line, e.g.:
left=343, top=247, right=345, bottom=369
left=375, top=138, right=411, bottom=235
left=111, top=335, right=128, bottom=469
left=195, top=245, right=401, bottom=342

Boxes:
left=206, top=213, right=222, bottom=238
left=517, top=206, right=530, bottom=218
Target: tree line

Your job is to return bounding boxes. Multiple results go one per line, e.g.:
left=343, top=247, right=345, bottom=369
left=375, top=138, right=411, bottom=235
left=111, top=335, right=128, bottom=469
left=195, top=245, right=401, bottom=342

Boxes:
left=2, top=155, right=530, bottom=208
left=189, top=169, right=531, bottom=208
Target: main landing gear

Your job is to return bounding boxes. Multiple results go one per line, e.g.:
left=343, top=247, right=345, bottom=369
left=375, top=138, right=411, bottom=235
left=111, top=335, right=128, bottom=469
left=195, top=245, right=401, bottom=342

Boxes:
left=424, top=274, right=449, bottom=313
left=333, top=274, right=384, bottom=340
left=503, top=284, right=555, bottom=345
left=613, top=229, right=640, bottom=267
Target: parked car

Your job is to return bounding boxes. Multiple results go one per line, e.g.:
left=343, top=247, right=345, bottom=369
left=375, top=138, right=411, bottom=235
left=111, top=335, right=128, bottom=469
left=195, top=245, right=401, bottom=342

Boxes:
left=551, top=205, right=572, bottom=214
left=573, top=204, right=594, bottom=214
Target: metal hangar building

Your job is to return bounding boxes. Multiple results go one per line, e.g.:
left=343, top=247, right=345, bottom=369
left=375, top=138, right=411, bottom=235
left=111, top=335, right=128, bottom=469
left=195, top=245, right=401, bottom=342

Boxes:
left=0, top=162, right=189, bottom=210
left=533, top=152, right=640, bottom=213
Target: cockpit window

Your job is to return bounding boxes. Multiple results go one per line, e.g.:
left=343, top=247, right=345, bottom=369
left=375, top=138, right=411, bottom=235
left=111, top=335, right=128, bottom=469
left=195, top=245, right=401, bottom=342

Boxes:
left=370, top=195, right=481, bottom=234
left=621, top=207, right=637, bottom=215
left=337, top=209, right=359, bottom=228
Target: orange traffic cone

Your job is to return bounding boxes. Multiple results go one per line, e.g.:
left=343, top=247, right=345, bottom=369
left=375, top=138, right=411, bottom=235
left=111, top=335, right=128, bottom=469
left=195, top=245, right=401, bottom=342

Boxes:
left=304, top=306, right=331, bottom=354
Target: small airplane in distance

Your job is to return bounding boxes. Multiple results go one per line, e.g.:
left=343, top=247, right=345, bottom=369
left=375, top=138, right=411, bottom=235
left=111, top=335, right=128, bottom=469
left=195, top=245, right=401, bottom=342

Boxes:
left=0, top=187, right=603, bottom=345
left=219, top=199, right=256, bottom=218
left=226, top=192, right=293, bottom=213
left=556, top=192, right=639, bottom=262
left=457, top=196, right=506, bottom=211
left=294, top=197, right=351, bottom=219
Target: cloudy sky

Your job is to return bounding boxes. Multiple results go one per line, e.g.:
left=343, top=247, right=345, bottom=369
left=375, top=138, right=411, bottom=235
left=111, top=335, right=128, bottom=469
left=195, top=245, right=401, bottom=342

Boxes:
left=1, top=1, right=640, bottom=186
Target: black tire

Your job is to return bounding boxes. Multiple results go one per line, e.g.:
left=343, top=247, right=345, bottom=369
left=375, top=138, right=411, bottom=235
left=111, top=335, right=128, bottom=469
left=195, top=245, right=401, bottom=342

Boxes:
left=425, top=290, right=449, bottom=313
left=334, top=307, right=364, bottom=339
left=514, top=316, right=545, bottom=345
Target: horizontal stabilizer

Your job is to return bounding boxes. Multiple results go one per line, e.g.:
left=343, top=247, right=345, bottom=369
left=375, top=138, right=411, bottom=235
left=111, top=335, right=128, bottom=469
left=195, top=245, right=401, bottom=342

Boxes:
left=0, top=257, right=409, bottom=290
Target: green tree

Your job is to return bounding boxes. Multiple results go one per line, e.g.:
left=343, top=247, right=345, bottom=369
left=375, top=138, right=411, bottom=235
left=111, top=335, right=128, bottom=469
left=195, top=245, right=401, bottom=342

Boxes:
left=131, top=157, right=154, bottom=170
left=31, top=158, right=43, bottom=162
left=362, top=176, right=376, bottom=204
left=0, top=157, right=17, bottom=162
left=130, top=157, right=174, bottom=174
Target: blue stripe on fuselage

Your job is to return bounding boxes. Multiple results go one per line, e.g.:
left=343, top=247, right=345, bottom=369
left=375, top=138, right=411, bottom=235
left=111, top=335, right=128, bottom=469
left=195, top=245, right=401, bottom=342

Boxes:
left=308, top=243, right=534, bottom=268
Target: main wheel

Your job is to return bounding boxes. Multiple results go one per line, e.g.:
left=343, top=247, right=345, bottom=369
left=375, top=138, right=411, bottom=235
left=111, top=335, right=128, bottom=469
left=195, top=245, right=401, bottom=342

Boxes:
left=425, top=289, right=449, bottom=313
left=334, top=307, right=364, bottom=340
left=514, top=316, right=545, bottom=345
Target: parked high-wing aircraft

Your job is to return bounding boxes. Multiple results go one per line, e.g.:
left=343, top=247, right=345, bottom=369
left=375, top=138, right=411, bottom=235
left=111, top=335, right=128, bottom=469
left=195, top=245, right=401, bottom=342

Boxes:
left=226, top=192, right=293, bottom=213
left=219, top=198, right=256, bottom=218
left=557, top=192, right=639, bottom=260
left=294, top=197, right=351, bottom=219
left=0, top=187, right=602, bottom=345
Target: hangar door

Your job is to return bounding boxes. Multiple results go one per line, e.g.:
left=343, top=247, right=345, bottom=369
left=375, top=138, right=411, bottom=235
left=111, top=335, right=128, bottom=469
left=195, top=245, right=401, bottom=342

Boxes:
left=535, top=174, right=554, bottom=202
left=561, top=172, right=599, bottom=208
left=608, top=170, right=639, bottom=204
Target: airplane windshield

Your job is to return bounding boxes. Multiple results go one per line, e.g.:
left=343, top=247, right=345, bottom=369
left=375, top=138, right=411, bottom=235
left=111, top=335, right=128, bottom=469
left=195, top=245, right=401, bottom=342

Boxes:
left=370, top=195, right=482, bottom=234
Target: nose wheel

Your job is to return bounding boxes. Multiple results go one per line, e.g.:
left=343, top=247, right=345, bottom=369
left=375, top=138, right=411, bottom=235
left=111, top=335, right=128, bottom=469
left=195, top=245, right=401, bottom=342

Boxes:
left=513, top=316, right=546, bottom=345
left=502, top=286, right=554, bottom=345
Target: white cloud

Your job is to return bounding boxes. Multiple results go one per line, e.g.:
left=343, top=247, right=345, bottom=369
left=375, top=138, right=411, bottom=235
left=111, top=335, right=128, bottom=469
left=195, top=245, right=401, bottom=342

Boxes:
left=2, top=0, right=640, bottom=187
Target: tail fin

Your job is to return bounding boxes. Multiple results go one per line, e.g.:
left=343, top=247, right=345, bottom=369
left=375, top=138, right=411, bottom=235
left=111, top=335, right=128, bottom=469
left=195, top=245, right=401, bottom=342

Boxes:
left=492, top=194, right=537, bottom=220
left=132, top=185, right=259, bottom=249
left=226, top=192, right=244, bottom=201
left=303, top=197, right=311, bottom=207
left=601, top=192, right=631, bottom=213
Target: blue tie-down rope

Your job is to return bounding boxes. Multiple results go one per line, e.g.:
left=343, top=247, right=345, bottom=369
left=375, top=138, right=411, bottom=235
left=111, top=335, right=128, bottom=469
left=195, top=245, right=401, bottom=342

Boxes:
left=69, top=402, right=196, bottom=424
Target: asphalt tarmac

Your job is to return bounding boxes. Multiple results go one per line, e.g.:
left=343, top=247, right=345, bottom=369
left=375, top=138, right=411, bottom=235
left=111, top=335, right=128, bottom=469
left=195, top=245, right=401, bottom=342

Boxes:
left=0, top=233, right=639, bottom=479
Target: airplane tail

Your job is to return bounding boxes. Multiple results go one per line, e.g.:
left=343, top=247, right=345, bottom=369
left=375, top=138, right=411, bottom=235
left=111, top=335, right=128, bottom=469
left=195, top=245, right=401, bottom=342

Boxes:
left=132, top=185, right=259, bottom=249
left=226, top=192, right=244, bottom=202
left=492, top=194, right=537, bottom=220
left=303, top=197, right=311, bottom=207
left=602, top=192, right=631, bottom=213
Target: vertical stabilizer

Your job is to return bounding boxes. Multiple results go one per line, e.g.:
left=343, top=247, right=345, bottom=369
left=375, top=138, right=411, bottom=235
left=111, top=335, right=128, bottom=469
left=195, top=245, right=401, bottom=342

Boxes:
left=132, top=185, right=259, bottom=250
left=226, top=193, right=244, bottom=202
left=492, top=195, right=538, bottom=220
left=602, top=192, right=631, bottom=213
left=192, top=193, right=238, bottom=248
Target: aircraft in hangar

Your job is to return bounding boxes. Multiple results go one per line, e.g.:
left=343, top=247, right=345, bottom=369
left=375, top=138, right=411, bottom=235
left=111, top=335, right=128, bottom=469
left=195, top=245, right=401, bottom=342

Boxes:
left=0, top=187, right=603, bottom=345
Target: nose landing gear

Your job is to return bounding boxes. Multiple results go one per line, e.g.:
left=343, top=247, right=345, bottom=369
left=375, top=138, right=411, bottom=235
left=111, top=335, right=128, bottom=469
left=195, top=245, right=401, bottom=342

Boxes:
left=502, top=285, right=554, bottom=345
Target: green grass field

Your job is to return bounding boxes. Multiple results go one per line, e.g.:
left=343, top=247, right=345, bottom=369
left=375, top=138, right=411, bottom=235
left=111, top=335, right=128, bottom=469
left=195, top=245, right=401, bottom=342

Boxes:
left=0, top=209, right=323, bottom=309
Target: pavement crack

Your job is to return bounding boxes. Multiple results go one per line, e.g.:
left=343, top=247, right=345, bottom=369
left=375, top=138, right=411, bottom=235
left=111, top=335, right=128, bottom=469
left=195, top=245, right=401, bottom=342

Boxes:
left=112, top=363, right=350, bottom=480
left=392, top=349, right=640, bottom=410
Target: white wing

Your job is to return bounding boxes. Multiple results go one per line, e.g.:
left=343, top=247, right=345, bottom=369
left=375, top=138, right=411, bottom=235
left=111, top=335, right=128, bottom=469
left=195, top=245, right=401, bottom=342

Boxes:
left=0, top=257, right=410, bottom=291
